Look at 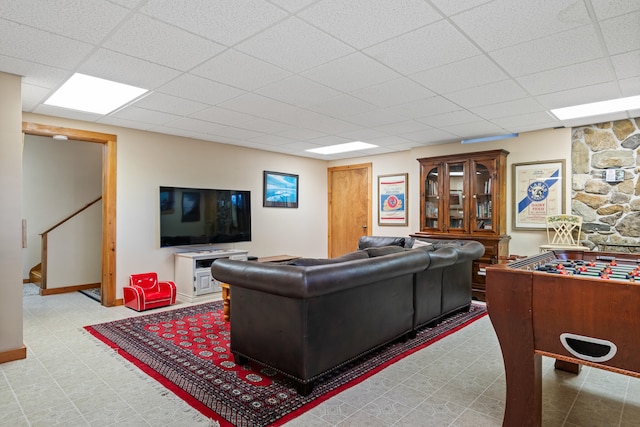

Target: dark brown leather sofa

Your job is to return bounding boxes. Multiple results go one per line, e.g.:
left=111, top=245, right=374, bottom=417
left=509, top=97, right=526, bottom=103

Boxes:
left=211, top=237, right=484, bottom=395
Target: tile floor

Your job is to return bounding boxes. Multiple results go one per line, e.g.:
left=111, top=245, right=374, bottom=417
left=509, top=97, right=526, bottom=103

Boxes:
left=2, top=287, right=639, bottom=426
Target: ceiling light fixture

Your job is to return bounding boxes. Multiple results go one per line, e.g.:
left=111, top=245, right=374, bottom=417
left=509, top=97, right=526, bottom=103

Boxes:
left=550, top=95, right=640, bottom=120
left=52, top=135, right=68, bottom=140
left=461, top=133, right=519, bottom=144
left=306, top=141, right=378, bottom=155
left=44, top=73, right=148, bottom=115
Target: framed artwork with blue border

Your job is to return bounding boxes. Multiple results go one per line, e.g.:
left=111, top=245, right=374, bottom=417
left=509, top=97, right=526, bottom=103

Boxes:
left=378, top=173, right=408, bottom=226
left=263, top=171, right=299, bottom=208
left=513, top=160, right=565, bottom=230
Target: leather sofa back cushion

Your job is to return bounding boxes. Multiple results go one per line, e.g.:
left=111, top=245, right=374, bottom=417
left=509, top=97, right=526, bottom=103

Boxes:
left=291, top=250, right=369, bottom=266
left=358, top=236, right=405, bottom=249
left=365, top=245, right=406, bottom=257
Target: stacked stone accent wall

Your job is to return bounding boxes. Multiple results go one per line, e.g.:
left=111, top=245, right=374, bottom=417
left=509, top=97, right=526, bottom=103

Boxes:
left=572, top=118, right=640, bottom=252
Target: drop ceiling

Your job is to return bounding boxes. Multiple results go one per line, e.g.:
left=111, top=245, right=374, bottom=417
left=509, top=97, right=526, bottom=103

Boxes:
left=2, top=0, right=639, bottom=160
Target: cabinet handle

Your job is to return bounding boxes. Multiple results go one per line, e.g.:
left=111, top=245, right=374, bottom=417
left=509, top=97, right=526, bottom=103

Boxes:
left=473, top=194, right=477, bottom=199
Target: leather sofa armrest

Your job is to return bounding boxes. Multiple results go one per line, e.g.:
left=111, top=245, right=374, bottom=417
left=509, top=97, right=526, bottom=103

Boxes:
left=426, top=246, right=458, bottom=269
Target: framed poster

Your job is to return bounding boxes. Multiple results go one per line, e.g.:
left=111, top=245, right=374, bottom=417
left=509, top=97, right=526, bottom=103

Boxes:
left=513, top=160, right=565, bottom=230
left=378, top=173, right=408, bottom=226
left=263, top=171, right=299, bottom=208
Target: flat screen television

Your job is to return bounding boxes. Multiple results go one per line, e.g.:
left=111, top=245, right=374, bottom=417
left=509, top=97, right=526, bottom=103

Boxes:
left=160, top=186, right=251, bottom=247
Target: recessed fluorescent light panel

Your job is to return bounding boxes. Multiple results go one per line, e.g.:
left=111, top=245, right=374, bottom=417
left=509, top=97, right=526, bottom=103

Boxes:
left=44, top=73, right=148, bottom=115
left=551, top=95, right=640, bottom=120
left=461, top=133, right=519, bottom=144
left=306, top=141, right=378, bottom=155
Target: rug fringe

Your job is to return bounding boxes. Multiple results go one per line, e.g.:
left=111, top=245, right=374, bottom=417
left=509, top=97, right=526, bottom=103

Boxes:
left=80, top=328, right=220, bottom=426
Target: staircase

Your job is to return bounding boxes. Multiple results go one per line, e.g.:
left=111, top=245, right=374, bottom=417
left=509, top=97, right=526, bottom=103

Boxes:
left=29, top=263, right=42, bottom=285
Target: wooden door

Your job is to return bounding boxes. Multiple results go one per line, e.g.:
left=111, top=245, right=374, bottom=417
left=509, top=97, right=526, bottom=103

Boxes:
left=328, top=163, right=372, bottom=257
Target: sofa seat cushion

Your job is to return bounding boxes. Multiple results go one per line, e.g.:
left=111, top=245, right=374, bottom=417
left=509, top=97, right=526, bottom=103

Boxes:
left=365, top=245, right=406, bottom=257
left=291, top=250, right=369, bottom=266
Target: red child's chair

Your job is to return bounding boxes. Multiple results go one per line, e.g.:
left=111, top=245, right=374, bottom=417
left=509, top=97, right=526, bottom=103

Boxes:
left=124, top=272, right=177, bottom=311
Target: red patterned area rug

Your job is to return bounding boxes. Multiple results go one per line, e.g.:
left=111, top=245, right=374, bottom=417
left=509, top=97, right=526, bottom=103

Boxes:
left=85, top=301, right=486, bottom=427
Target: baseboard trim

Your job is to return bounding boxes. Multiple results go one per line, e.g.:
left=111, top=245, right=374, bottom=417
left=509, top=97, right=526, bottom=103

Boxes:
left=41, top=283, right=100, bottom=296
left=0, top=345, right=27, bottom=364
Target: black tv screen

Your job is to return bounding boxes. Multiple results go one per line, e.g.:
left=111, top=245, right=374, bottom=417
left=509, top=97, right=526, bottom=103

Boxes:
left=160, top=186, right=251, bottom=247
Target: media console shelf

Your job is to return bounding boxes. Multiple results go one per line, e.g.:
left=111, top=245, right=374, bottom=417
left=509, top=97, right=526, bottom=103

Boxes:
left=174, top=249, right=249, bottom=303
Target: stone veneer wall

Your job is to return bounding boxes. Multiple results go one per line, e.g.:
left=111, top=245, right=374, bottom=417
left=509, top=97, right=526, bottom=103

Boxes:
left=572, top=117, right=640, bottom=251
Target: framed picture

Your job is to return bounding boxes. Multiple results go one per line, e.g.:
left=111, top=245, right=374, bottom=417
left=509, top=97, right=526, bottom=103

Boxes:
left=513, top=160, right=565, bottom=230
left=181, top=191, right=201, bottom=222
left=263, top=171, right=299, bottom=208
left=449, top=191, right=463, bottom=209
left=378, top=173, right=408, bottom=226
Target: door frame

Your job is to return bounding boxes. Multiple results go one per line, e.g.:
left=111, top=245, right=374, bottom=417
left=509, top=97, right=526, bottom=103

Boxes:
left=22, top=122, right=118, bottom=307
left=327, top=163, right=372, bottom=257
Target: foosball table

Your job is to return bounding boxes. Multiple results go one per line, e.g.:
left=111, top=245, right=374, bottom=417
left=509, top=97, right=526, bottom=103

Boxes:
left=486, top=249, right=640, bottom=426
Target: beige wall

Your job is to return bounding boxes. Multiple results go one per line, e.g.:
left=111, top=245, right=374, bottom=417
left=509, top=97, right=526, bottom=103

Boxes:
left=330, top=127, right=573, bottom=256
left=23, top=112, right=330, bottom=299
left=0, top=73, right=24, bottom=355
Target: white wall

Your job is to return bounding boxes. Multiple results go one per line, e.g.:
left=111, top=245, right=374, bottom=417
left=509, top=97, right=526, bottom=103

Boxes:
left=22, top=135, right=103, bottom=279
left=330, top=128, right=572, bottom=256
left=0, top=72, right=24, bottom=355
left=23, top=113, right=329, bottom=299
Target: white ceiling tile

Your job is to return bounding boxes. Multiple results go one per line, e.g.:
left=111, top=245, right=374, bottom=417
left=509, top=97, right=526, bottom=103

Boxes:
left=469, top=98, right=546, bottom=119
left=247, top=134, right=297, bottom=146
left=417, top=110, right=482, bottom=127
left=0, top=19, right=93, bottom=69
left=276, top=128, right=328, bottom=141
left=140, top=0, right=287, bottom=46
left=364, top=20, right=479, bottom=74
left=611, top=50, right=640, bottom=80
left=411, top=55, right=508, bottom=94
left=256, top=75, right=342, bottom=107
left=428, top=0, right=492, bottom=16
left=21, top=84, right=51, bottom=112
left=351, top=78, right=434, bottom=108
left=287, top=110, right=361, bottom=134
left=145, top=125, right=203, bottom=140
left=104, top=14, right=225, bottom=71
left=399, top=128, right=459, bottom=143
left=192, top=49, right=291, bottom=91
left=306, top=95, right=378, bottom=117
left=79, top=49, right=182, bottom=90
left=535, top=82, right=621, bottom=109
left=235, top=17, right=354, bottom=73
left=600, top=11, right=640, bottom=56
left=158, top=74, right=245, bottom=105
left=451, top=0, right=590, bottom=51
left=307, top=135, right=351, bottom=146
left=97, top=116, right=155, bottom=131
left=110, top=106, right=180, bottom=125
left=32, top=104, right=102, bottom=122
left=516, top=59, right=615, bottom=95
left=299, top=0, right=441, bottom=49
left=234, top=118, right=291, bottom=134
left=386, top=97, right=461, bottom=119
left=189, top=106, right=256, bottom=126
left=591, top=0, right=640, bottom=20
left=133, top=92, right=208, bottom=116
left=165, top=117, right=227, bottom=134
left=439, top=121, right=506, bottom=139
left=490, top=112, right=560, bottom=129
left=374, top=120, right=433, bottom=135
left=0, top=0, right=130, bottom=44
left=619, top=77, right=640, bottom=96
left=302, top=53, right=400, bottom=92
left=489, top=26, right=604, bottom=76
left=219, top=93, right=302, bottom=122
left=346, top=109, right=408, bottom=127
left=367, top=135, right=422, bottom=147
left=269, top=0, right=317, bottom=13
left=445, top=80, right=527, bottom=108
left=336, top=128, right=389, bottom=141
left=0, top=55, right=70, bottom=89
left=209, top=126, right=265, bottom=140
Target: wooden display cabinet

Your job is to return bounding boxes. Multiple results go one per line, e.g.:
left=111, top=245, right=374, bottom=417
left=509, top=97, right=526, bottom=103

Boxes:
left=413, top=149, right=510, bottom=301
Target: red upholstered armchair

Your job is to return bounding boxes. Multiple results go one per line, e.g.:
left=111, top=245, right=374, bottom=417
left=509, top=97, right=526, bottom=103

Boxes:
left=124, top=272, right=177, bottom=311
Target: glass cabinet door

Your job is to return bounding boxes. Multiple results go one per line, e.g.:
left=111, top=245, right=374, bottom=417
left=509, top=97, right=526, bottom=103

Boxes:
left=424, top=166, right=440, bottom=229
left=447, top=163, right=465, bottom=230
left=472, top=161, right=493, bottom=232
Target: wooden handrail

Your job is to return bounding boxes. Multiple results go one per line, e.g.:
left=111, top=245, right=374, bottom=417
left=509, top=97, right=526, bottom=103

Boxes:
left=41, top=196, right=102, bottom=236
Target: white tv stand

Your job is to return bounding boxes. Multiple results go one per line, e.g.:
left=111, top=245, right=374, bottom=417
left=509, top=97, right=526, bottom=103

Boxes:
left=174, top=249, right=248, bottom=303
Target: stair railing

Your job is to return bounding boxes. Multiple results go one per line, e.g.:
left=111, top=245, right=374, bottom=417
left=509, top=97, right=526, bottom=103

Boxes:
left=39, top=196, right=102, bottom=289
